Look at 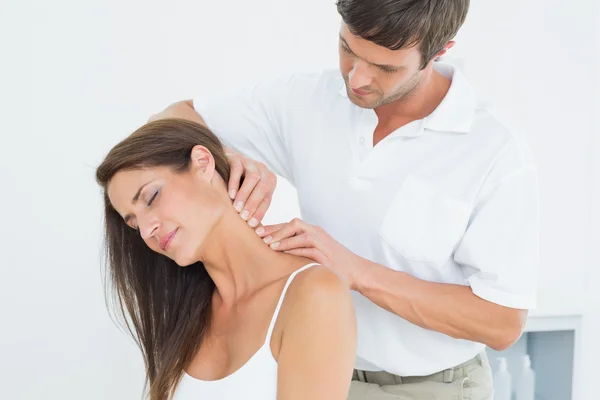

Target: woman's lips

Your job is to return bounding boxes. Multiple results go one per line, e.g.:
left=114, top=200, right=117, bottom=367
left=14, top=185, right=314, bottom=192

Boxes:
left=160, top=229, right=178, bottom=251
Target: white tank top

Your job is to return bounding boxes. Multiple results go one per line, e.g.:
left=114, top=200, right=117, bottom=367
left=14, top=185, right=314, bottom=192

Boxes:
left=172, top=263, right=319, bottom=400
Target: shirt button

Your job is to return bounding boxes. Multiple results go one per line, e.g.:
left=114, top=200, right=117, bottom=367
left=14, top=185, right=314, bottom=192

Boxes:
left=359, top=137, right=366, bottom=145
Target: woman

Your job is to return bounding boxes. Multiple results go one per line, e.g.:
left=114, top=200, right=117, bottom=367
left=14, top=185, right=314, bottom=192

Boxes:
left=96, top=118, right=357, bottom=400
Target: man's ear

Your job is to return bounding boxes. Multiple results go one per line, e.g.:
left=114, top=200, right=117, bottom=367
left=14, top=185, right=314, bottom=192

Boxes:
left=434, top=40, right=456, bottom=61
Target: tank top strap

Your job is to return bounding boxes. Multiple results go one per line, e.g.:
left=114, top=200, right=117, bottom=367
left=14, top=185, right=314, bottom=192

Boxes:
left=264, top=263, right=320, bottom=344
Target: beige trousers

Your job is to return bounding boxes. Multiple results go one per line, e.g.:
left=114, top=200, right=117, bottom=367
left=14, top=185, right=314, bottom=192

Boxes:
left=348, top=353, right=494, bottom=400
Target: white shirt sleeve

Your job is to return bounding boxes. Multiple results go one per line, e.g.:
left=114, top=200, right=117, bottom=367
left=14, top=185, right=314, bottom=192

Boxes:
left=193, top=76, right=295, bottom=183
left=454, top=168, right=540, bottom=309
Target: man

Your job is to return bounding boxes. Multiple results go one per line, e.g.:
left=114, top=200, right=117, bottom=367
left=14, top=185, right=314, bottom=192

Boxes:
left=151, top=0, right=539, bottom=398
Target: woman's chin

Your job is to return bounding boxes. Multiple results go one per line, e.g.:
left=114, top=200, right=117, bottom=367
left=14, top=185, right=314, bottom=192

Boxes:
left=170, top=252, right=199, bottom=268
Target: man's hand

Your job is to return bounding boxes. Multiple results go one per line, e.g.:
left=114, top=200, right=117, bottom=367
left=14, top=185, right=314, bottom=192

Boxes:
left=258, top=218, right=366, bottom=290
left=226, top=147, right=277, bottom=228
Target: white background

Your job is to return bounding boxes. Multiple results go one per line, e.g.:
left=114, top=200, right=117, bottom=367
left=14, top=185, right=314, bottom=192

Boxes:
left=2, top=0, right=598, bottom=398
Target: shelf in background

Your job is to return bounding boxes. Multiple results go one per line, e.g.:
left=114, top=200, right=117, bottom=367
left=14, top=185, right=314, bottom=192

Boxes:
left=488, top=313, right=582, bottom=400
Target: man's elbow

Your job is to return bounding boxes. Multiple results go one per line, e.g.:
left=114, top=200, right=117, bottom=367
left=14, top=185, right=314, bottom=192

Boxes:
left=488, top=310, right=527, bottom=351
left=169, top=99, right=195, bottom=112
left=489, top=327, right=522, bottom=351
left=181, top=99, right=194, bottom=108
left=149, top=99, right=205, bottom=125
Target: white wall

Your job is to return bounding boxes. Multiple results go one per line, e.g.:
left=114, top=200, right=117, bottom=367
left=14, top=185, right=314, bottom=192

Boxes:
left=5, top=0, right=596, bottom=399
left=582, top=1, right=600, bottom=398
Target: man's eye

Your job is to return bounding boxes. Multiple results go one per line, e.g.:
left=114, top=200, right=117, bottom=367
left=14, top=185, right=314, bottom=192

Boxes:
left=379, top=66, right=397, bottom=74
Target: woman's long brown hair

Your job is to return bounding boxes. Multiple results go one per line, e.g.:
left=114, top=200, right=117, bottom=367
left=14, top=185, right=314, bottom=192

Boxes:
left=96, top=118, right=231, bottom=399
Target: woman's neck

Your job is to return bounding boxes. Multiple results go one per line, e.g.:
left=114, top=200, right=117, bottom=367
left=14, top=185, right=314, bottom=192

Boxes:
left=199, top=211, right=299, bottom=307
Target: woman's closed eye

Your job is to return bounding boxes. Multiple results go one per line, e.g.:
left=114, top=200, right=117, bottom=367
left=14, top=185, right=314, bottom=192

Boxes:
left=135, top=190, right=160, bottom=232
left=129, top=190, right=160, bottom=231
left=146, top=190, right=159, bottom=206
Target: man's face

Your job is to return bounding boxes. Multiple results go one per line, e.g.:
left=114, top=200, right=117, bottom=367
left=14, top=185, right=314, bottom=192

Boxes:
left=338, top=23, right=431, bottom=109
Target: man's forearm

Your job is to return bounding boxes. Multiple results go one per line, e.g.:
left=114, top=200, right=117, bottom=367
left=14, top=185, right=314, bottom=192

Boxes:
left=355, top=258, right=527, bottom=351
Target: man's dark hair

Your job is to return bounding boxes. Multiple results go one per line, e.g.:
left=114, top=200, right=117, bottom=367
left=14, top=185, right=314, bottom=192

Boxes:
left=336, top=0, right=470, bottom=69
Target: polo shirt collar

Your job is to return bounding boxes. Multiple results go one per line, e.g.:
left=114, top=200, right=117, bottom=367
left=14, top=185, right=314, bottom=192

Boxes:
left=424, top=63, right=477, bottom=134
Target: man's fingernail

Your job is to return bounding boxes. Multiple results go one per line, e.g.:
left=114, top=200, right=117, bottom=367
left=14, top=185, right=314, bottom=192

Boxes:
left=270, top=242, right=280, bottom=249
left=235, top=201, right=244, bottom=212
left=264, top=236, right=272, bottom=244
left=255, top=226, right=265, bottom=235
left=240, top=210, right=250, bottom=220
left=229, top=189, right=236, bottom=199
left=248, top=218, right=258, bottom=228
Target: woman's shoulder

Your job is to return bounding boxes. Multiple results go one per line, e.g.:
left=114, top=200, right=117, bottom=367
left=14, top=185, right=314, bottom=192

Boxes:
left=287, top=264, right=349, bottom=296
left=279, top=263, right=353, bottom=317
left=271, top=263, right=356, bottom=360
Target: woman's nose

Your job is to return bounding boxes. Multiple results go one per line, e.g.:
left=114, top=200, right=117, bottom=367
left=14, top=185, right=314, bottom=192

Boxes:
left=139, top=218, right=160, bottom=241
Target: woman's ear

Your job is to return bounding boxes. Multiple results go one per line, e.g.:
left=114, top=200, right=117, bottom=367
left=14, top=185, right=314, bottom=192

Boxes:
left=190, top=145, right=216, bottom=181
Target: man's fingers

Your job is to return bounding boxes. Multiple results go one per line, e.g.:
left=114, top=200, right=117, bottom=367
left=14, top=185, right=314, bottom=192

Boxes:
left=243, top=184, right=272, bottom=228
left=233, top=165, right=261, bottom=218
left=248, top=196, right=272, bottom=228
left=227, top=157, right=244, bottom=200
left=223, top=149, right=277, bottom=224
left=239, top=160, right=275, bottom=225
left=270, top=233, right=313, bottom=251
left=262, top=222, right=304, bottom=246
left=264, top=219, right=316, bottom=246
left=256, top=223, right=286, bottom=237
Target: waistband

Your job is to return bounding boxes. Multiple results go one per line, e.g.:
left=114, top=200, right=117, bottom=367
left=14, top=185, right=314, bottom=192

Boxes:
left=352, top=352, right=486, bottom=385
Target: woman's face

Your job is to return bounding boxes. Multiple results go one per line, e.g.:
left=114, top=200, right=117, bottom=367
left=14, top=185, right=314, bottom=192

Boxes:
left=107, top=146, right=228, bottom=266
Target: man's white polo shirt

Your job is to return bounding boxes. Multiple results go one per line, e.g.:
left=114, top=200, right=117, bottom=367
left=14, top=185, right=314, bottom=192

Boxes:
left=193, top=63, right=539, bottom=376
